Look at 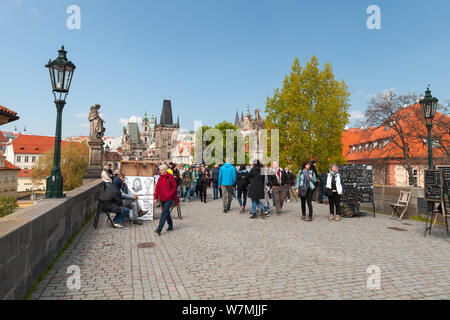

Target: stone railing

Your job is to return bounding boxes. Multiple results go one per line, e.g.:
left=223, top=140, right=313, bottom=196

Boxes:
left=360, top=185, right=426, bottom=217
left=0, top=179, right=104, bottom=300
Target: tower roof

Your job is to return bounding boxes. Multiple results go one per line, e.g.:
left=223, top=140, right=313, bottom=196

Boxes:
left=160, top=100, right=173, bottom=125
left=234, top=111, right=240, bottom=127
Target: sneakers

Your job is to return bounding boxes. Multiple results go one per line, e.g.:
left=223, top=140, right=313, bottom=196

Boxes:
left=167, top=226, right=174, bottom=231
left=113, top=223, right=124, bottom=228
left=154, top=229, right=161, bottom=236
left=223, top=209, right=228, bottom=213
left=335, top=215, right=341, bottom=221
left=329, top=215, right=335, bottom=221
left=240, top=206, right=244, bottom=213
left=249, top=214, right=257, bottom=219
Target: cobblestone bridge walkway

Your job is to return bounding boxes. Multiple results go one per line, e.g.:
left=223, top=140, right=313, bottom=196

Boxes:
left=30, top=195, right=450, bottom=300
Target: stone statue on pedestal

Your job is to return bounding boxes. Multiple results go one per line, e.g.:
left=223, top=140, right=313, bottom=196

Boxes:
left=84, top=104, right=106, bottom=180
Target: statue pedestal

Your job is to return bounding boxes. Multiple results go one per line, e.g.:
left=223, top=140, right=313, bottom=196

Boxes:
left=84, top=139, right=104, bottom=179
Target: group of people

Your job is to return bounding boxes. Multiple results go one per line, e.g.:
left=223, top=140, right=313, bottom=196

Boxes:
left=99, top=159, right=345, bottom=235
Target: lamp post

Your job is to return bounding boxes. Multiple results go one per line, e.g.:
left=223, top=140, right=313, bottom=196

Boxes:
left=104, top=144, right=110, bottom=166
left=419, top=86, right=438, bottom=170
left=45, top=46, right=76, bottom=198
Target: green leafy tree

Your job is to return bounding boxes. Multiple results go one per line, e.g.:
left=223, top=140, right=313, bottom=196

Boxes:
left=265, top=56, right=351, bottom=174
left=0, top=196, right=18, bottom=217
left=32, top=142, right=89, bottom=191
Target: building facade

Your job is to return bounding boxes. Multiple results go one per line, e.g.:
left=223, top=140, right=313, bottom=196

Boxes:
left=234, top=106, right=265, bottom=163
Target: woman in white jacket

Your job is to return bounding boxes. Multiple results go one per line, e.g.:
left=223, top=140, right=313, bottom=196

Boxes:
left=325, top=164, right=343, bottom=221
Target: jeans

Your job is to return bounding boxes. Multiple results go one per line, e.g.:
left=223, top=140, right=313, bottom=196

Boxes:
left=157, top=200, right=174, bottom=231
left=193, top=182, right=197, bottom=198
left=237, top=188, right=247, bottom=208
left=199, top=184, right=207, bottom=202
left=122, top=199, right=139, bottom=220
left=212, top=181, right=219, bottom=199
left=182, top=185, right=193, bottom=199
left=285, top=185, right=291, bottom=200
left=329, top=192, right=341, bottom=215
left=300, top=188, right=314, bottom=217
left=113, top=207, right=130, bottom=224
left=251, top=198, right=263, bottom=214
left=232, top=188, right=236, bottom=199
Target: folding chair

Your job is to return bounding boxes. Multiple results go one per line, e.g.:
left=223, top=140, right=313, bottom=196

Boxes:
left=93, top=201, right=116, bottom=229
left=390, top=190, right=411, bottom=221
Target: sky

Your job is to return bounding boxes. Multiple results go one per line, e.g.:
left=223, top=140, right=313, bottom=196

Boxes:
left=0, top=0, right=449, bottom=138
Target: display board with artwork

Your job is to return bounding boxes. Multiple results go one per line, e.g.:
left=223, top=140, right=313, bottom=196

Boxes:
left=124, top=176, right=155, bottom=220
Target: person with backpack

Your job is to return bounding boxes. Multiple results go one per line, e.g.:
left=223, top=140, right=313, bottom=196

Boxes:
left=325, top=164, right=343, bottom=221
left=153, top=164, right=178, bottom=236
left=246, top=160, right=266, bottom=219
left=235, top=164, right=249, bottom=213
left=181, top=165, right=193, bottom=202
left=296, top=161, right=317, bottom=221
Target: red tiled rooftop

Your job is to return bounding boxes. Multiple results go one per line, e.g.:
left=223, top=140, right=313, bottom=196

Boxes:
left=18, top=169, right=32, bottom=177
left=10, top=134, right=68, bottom=154
left=0, top=159, right=20, bottom=171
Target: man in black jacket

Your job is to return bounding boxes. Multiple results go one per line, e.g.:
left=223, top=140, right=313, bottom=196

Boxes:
left=267, top=161, right=288, bottom=215
left=284, top=167, right=296, bottom=202
left=99, top=176, right=131, bottom=228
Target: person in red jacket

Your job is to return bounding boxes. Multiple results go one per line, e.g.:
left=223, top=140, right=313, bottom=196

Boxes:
left=154, top=164, right=178, bottom=235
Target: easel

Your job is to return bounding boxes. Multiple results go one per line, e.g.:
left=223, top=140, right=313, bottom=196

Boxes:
left=424, top=169, right=449, bottom=237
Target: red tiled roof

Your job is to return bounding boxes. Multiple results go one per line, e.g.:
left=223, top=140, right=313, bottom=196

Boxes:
left=0, top=105, right=19, bottom=122
left=0, top=159, right=20, bottom=171
left=0, top=132, right=8, bottom=143
left=342, top=104, right=449, bottom=161
left=10, top=134, right=68, bottom=154
left=18, top=169, right=32, bottom=177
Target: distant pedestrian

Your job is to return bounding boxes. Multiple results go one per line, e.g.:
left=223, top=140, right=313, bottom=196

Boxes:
left=235, top=164, right=249, bottom=213
left=267, top=161, right=288, bottom=215
left=296, top=161, right=317, bottom=221
left=218, top=158, right=237, bottom=213
left=212, top=164, right=220, bottom=199
left=102, top=165, right=112, bottom=189
left=326, top=164, right=343, bottom=221
left=197, top=164, right=208, bottom=203
left=284, top=167, right=296, bottom=202
left=181, top=165, right=193, bottom=202
left=246, top=160, right=266, bottom=219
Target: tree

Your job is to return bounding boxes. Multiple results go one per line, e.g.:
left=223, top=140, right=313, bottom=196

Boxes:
left=363, top=92, right=421, bottom=186
left=32, top=141, right=89, bottom=191
left=214, top=121, right=247, bottom=165
left=265, top=56, right=351, bottom=174
left=0, top=196, right=18, bottom=217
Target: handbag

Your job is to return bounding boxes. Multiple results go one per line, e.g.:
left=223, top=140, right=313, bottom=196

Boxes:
left=298, top=186, right=307, bottom=197
left=323, top=187, right=333, bottom=197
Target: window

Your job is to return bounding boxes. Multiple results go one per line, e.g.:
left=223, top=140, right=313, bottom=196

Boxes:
left=16, top=156, right=21, bottom=163
left=24, top=156, right=29, bottom=163
left=32, top=156, right=36, bottom=163
left=408, top=169, right=418, bottom=186
left=4, top=174, right=8, bottom=182
left=11, top=173, right=15, bottom=182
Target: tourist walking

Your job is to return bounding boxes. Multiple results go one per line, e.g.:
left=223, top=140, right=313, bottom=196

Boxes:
left=246, top=160, right=266, bottom=219
left=325, top=164, right=343, bottom=221
left=296, top=161, right=317, bottom=221
left=218, top=159, right=237, bottom=213
left=181, top=165, right=193, bottom=202
left=267, top=161, right=288, bottom=215
left=212, top=164, right=220, bottom=199
left=98, top=176, right=130, bottom=228
left=284, top=167, right=296, bottom=202
left=235, top=164, right=249, bottom=213
left=153, top=164, right=178, bottom=236
left=197, top=164, right=208, bottom=203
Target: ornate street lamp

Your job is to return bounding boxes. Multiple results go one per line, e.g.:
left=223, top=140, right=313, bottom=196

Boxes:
left=419, top=86, right=438, bottom=170
left=45, top=46, right=76, bottom=198
left=104, top=144, right=110, bottom=166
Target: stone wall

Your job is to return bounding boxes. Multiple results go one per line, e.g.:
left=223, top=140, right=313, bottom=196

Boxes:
left=360, top=185, right=425, bottom=217
left=0, top=179, right=104, bottom=300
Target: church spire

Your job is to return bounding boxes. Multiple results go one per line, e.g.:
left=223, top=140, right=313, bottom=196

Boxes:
left=234, top=111, right=240, bottom=127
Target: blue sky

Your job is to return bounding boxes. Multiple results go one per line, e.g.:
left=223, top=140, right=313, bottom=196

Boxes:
left=0, top=0, right=449, bottom=138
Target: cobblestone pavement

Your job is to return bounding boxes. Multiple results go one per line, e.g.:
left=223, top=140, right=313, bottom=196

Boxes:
left=30, top=194, right=450, bottom=300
